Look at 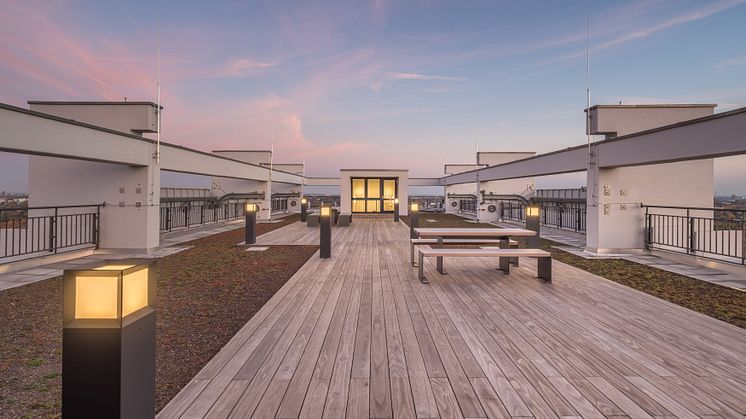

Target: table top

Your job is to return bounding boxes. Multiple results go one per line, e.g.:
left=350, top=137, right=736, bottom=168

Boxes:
left=413, top=227, right=536, bottom=237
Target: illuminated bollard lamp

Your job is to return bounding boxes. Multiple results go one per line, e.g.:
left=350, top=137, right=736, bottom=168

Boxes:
left=525, top=202, right=541, bottom=248
left=320, top=206, right=332, bottom=258
left=393, top=198, right=400, bottom=222
left=245, top=202, right=258, bottom=245
left=62, top=260, right=156, bottom=419
left=300, top=197, right=308, bottom=222
left=409, top=202, right=420, bottom=239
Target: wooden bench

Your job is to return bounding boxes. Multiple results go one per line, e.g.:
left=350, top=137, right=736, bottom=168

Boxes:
left=417, top=248, right=551, bottom=284
left=410, top=238, right=518, bottom=267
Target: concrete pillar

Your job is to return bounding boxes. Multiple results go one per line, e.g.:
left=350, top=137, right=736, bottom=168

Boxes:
left=28, top=156, right=161, bottom=253
left=585, top=148, right=714, bottom=254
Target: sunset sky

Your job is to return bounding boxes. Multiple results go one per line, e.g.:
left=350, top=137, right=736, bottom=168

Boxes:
left=1, top=0, right=745, bottom=193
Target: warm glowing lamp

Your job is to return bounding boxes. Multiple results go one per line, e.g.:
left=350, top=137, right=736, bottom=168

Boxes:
left=394, top=198, right=399, bottom=204
left=64, top=261, right=155, bottom=324
left=319, top=206, right=332, bottom=258
left=409, top=202, right=420, bottom=238
left=245, top=202, right=258, bottom=213
left=410, top=202, right=419, bottom=212
left=245, top=202, right=258, bottom=244
left=301, top=197, right=307, bottom=205
left=62, top=259, right=156, bottom=418
left=525, top=202, right=541, bottom=248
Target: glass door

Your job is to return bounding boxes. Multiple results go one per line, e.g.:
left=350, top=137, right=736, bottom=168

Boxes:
left=350, top=177, right=398, bottom=213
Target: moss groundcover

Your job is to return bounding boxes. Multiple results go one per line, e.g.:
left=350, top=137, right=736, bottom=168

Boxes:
left=0, top=214, right=318, bottom=418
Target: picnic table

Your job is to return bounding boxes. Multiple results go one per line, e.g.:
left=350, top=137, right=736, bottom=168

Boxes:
left=413, top=227, right=536, bottom=274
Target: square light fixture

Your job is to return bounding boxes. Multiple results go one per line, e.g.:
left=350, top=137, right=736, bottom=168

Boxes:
left=394, top=198, right=399, bottom=204
left=526, top=204, right=540, bottom=218
left=63, top=260, right=156, bottom=327
left=301, top=197, right=307, bottom=205
left=245, top=202, right=258, bottom=213
left=410, top=202, right=419, bottom=212
left=320, top=206, right=331, bottom=217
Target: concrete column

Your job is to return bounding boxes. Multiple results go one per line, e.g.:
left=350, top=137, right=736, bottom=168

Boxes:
left=29, top=156, right=161, bottom=253
left=258, top=180, right=271, bottom=221
left=585, top=147, right=714, bottom=254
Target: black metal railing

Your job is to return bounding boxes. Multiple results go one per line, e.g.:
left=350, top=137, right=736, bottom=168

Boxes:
left=643, top=205, right=745, bottom=265
left=459, top=198, right=477, bottom=214
left=499, top=200, right=587, bottom=232
left=1, top=204, right=100, bottom=262
left=159, top=200, right=246, bottom=232
left=271, top=197, right=288, bottom=213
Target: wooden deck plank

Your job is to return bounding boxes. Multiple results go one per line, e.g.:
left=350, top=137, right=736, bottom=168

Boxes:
left=158, top=218, right=746, bottom=419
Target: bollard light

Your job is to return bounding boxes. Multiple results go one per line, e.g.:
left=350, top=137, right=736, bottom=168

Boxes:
left=300, top=197, right=308, bottom=222
left=410, top=202, right=420, bottom=239
left=393, top=198, right=400, bottom=222
left=245, top=202, right=258, bottom=244
left=525, top=202, right=541, bottom=248
left=62, top=260, right=156, bottom=419
left=319, top=206, right=332, bottom=258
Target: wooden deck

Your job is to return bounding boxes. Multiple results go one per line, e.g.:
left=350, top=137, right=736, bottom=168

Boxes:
left=159, top=218, right=746, bottom=419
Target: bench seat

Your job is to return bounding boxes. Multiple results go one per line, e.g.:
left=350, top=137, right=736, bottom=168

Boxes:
left=410, top=238, right=518, bottom=267
left=417, top=247, right=551, bottom=284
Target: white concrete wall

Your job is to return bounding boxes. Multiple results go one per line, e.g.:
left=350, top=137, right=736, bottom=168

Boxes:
left=28, top=156, right=160, bottom=252
left=444, top=183, right=477, bottom=214
left=29, top=102, right=158, bottom=135
left=588, top=105, right=715, bottom=138
left=586, top=158, right=714, bottom=253
left=339, top=170, right=409, bottom=216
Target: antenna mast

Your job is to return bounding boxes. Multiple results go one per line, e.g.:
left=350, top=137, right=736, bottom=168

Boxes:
left=155, top=2, right=161, bottom=163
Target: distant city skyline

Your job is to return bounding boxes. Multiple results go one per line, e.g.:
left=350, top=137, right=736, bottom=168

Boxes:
left=1, top=0, right=745, bottom=193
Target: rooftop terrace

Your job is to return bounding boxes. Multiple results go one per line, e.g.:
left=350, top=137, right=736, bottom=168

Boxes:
left=158, top=218, right=746, bottom=418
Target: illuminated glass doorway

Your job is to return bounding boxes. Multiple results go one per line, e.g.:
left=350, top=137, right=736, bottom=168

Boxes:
left=351, top=178, right=398, bottom=213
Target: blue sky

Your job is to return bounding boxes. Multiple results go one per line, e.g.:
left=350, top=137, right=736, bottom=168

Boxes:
left=1, top=0, right=745, bottom=194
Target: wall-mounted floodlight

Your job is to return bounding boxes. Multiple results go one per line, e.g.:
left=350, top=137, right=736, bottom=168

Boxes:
left=410, top=202, right=419, bottom=239
left=62, top=260, right=156, bottom=418
left=319, top=206, right=332, bottom=258
left=525, top=203, right=541, bottom=248
left=300, top=197, right=308, bottom=222
left=245, top=202, right=258, bottom=244
left=393, top=198, right=400, bottom=222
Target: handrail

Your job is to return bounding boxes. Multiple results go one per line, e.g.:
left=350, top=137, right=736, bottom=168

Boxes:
left=0, top=203, right=102, bottom=211
left=641, top=204, right=746, bottom=213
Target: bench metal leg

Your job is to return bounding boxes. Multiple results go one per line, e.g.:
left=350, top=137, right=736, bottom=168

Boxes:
left=418, top=251, right=428, bottom=283
left=411, top=242, right=416, bottom=267
left=499, top=255, right=510, bottom=274
left=538, top=257, right=552, bottom=282
left=498, top=239, right=511, bottom=272
left=510, top=242, right=519, bottom=267
left=436, top=237, right=446, bottom=275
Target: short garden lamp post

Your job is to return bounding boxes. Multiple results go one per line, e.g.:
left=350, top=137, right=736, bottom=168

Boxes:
left=410, top=202, right=419, bottom=239
left=300, top=197, right=308, bottom=222
left=62, top=260, right=157, bottom=419
left=245, top=202, right=258, bottom=245
left=320, top=206, right=332, bottom=258
left=393, top=198, right=400, bottom=222
left=525, top=202, right=541, bottom=248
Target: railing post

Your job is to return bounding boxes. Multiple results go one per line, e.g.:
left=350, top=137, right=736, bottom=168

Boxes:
left=200, top=205, right=205, bottom=225
left=687, top=208, right=693, bottom=254
left=92, top=206, right=100, bottom=248
left=575, top=207, right=581, bottom=232
left=166, top=207, right=172, bottom=231
left=49, top=207, right=58, bottom=253
left=644, top=206, right=650, bottom=250
left=185, top=206, right=190, bottom=228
